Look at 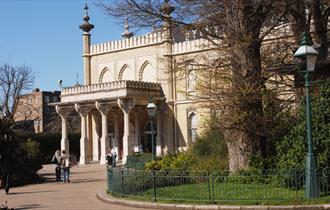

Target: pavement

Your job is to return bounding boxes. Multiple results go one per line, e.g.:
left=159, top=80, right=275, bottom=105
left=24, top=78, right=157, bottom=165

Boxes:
left=0, top=163, right=153, bottom=210
left=2, top=164, right=330, bottom=210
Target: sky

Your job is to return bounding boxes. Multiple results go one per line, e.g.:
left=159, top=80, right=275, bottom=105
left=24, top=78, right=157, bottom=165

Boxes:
left=0, top=0, right=130, bottom=92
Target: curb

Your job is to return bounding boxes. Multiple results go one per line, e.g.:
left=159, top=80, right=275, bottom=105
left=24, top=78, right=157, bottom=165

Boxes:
left=97, top=191, right=330, bottom=210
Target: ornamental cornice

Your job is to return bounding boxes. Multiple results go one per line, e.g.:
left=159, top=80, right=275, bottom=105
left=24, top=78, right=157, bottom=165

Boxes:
left=61, top=80, right=162, bottom=96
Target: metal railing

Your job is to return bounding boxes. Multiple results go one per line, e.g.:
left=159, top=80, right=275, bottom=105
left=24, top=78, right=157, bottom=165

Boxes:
left=107, top=167, right=330, bottom=204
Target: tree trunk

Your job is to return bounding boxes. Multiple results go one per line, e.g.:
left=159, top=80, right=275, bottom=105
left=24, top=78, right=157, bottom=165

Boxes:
left=223, top=0, right=264, bottom=171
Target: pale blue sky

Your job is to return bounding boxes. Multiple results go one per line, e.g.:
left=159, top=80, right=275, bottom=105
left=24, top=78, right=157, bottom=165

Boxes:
left=0, top=0, right=131, bottom=91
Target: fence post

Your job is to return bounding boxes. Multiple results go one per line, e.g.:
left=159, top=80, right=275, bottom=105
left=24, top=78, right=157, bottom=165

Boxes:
left=211, top=172, right=215, bottom=204
left=153, top=170, right=157, bottom=202
left=207, top=172, right=211, bottom=203
left=121, top=170, right=124, bottom=195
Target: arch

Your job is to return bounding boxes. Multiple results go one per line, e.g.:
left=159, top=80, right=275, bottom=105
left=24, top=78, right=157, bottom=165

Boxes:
left=142, top=120, right=157, bottom=153
left=188, top=111, right=197, bottom=143
left=118, top=64, right=127, bottom=80
left=139, top=61, right=157, bottom=82
left=118, top=64, right=135, bottom=80
left=99, top=67, right=112, bottom=83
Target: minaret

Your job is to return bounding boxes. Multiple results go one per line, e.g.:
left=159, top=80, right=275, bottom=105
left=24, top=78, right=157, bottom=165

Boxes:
left=121, top=18, right=134, bottom=39
left=79, top=4, right=94, bottom=85
left=160, top=0, right=177, bottom=154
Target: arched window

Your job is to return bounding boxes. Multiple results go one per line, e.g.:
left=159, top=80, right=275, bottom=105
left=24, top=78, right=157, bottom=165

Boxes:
left=99, top=67, right=112, bottom=83
left=188, top=111, right=197, bottom=144
left=118, top=64, right=134, bottom=80
left=139, top=61, right=157, bottom=82
left=186, top=62, right=196, bottom=94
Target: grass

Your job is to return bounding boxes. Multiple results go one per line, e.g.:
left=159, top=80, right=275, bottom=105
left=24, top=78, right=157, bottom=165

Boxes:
left=114, top=182, right=330, bottom=205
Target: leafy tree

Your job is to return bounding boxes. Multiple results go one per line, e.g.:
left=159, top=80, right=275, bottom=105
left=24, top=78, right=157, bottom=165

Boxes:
left=276, top=80, right=330, bottom=171
left=100, top=0, right=329, bottom=171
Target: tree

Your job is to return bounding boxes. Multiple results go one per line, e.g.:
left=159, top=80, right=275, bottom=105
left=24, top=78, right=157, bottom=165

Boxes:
left=0, top=63, right=34, bottom=121
left=100, top=0, right=327, bottom=171
left=0, top=63, right=40, bottom=186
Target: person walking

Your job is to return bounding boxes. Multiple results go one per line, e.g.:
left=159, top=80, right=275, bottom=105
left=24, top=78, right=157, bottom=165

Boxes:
left=110, top=147, right=117, bottom=167
left=60, top=150, right=70, bottom=183
left=52, top=150, right=61, bottom=182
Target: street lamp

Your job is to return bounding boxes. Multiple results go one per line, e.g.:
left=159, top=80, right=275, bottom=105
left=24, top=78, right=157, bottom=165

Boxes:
left=294, top=32, right=319, bottom=198
left=146, top=98, right=157, bottom=161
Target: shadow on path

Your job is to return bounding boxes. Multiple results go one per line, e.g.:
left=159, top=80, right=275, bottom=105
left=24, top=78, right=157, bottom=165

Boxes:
left=9, top=190, right=58, bottom=195
left=16, top=204, right=50, bottom=210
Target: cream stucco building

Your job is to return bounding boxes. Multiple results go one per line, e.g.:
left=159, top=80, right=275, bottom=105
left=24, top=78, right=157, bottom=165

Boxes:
left=54, top=4, right=219, bottom=165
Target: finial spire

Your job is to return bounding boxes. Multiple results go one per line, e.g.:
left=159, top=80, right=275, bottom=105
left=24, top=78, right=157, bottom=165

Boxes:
left=160, top=0, right=175, bottom=18
left=79, top=3, right=94, bottom=33
left=121, top=17, right=134, bottom=39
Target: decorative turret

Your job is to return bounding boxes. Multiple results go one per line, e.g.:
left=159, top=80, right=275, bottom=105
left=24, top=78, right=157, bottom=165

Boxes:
left=79, top=4, right=93, bottom=85
left=79, top=4, right=94, bottom=33
left=121, top=18, right=134, bottom=39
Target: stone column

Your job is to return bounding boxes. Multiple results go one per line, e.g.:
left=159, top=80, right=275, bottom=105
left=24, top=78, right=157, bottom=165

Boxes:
left=112, top=110, right=120, bottom=159
left=96, top=102, right=112, bottom=164
left=56, top=106, right=70, bottom=153
left=92, top=111, right=101, bottom=162
left=156, top=107, right=162, bottom=156
left=118, top=98, right=135, bottom=164
left=133, top=110, right=141, bottom=153
left=75, top=104, right=90, bottom=165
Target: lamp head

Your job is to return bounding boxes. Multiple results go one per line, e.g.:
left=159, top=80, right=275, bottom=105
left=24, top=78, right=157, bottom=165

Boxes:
left=147, top=97, right=157, bottom=118
left=294, top=32, right=318, bottom=72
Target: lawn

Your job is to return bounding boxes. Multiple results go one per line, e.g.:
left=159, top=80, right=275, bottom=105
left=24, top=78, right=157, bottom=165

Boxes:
left=125, top=182, right=330, bottom=205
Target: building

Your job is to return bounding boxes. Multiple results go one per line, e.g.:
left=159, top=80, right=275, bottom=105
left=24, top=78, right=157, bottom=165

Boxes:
left=53, top=3, right=296, bottom=165
left=14, top=88, right=61, bottom=133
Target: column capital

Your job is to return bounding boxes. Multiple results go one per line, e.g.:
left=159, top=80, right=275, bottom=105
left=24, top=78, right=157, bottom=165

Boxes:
left=55, top=106, right=70, bottom=119
left=95, top=101, right=113, bottom=116
left=75, top=104, right=90, bottom=117
left=118, top=98, right=135, bottom=113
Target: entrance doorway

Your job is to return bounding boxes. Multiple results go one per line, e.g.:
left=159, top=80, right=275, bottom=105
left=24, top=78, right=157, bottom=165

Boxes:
left=143, top=121, right=157, bottom=153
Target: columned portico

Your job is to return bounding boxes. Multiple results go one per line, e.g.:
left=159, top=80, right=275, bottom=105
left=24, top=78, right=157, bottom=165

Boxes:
left=118, top=98, right=135, bottom=164
left=75, top=104, right=91, bottom=165
left=56, top=106, right=70, bottom=153
left=95, top=101, right=112, bottom=164
left=52, top=80, right=164, bottom=165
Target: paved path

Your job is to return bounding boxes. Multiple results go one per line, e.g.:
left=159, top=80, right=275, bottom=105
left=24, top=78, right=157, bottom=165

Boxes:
left=0, top=164, right=150, bottom=210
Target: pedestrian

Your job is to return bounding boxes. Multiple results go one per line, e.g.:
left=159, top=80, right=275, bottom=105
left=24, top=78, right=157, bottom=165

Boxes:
left=106, top=149, right=112, bottom=166
left=52, top=150, right=61, bottom=182
left=60, top=150, right=71, bottom=183
left=110, top=147, right=117, bottom=167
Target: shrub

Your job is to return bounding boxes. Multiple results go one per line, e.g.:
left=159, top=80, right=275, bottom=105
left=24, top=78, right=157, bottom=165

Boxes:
left=144, top=128, right=228, bottom=172
left=276, top=80, right=330, bottom=171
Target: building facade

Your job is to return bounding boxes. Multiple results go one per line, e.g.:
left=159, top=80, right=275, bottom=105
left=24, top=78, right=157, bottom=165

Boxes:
left=53, top=4, right=226, bottom=165
left=14, top=88, right=61, bottom=133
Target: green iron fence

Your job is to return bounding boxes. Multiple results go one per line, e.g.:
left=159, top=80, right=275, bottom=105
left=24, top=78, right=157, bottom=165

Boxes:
left=107, top=167, right=330, bottom=204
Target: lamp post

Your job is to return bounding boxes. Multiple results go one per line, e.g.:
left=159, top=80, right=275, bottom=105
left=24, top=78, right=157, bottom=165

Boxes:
left=147, top=98, right=157, bottom=161
left=294, top=32, right=319, bottom=199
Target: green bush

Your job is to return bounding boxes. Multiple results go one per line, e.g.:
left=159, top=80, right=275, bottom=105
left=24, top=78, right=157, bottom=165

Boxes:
left=276, top=80, right=330, bottom=171
left=145, top=129, right=228, bottom=172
